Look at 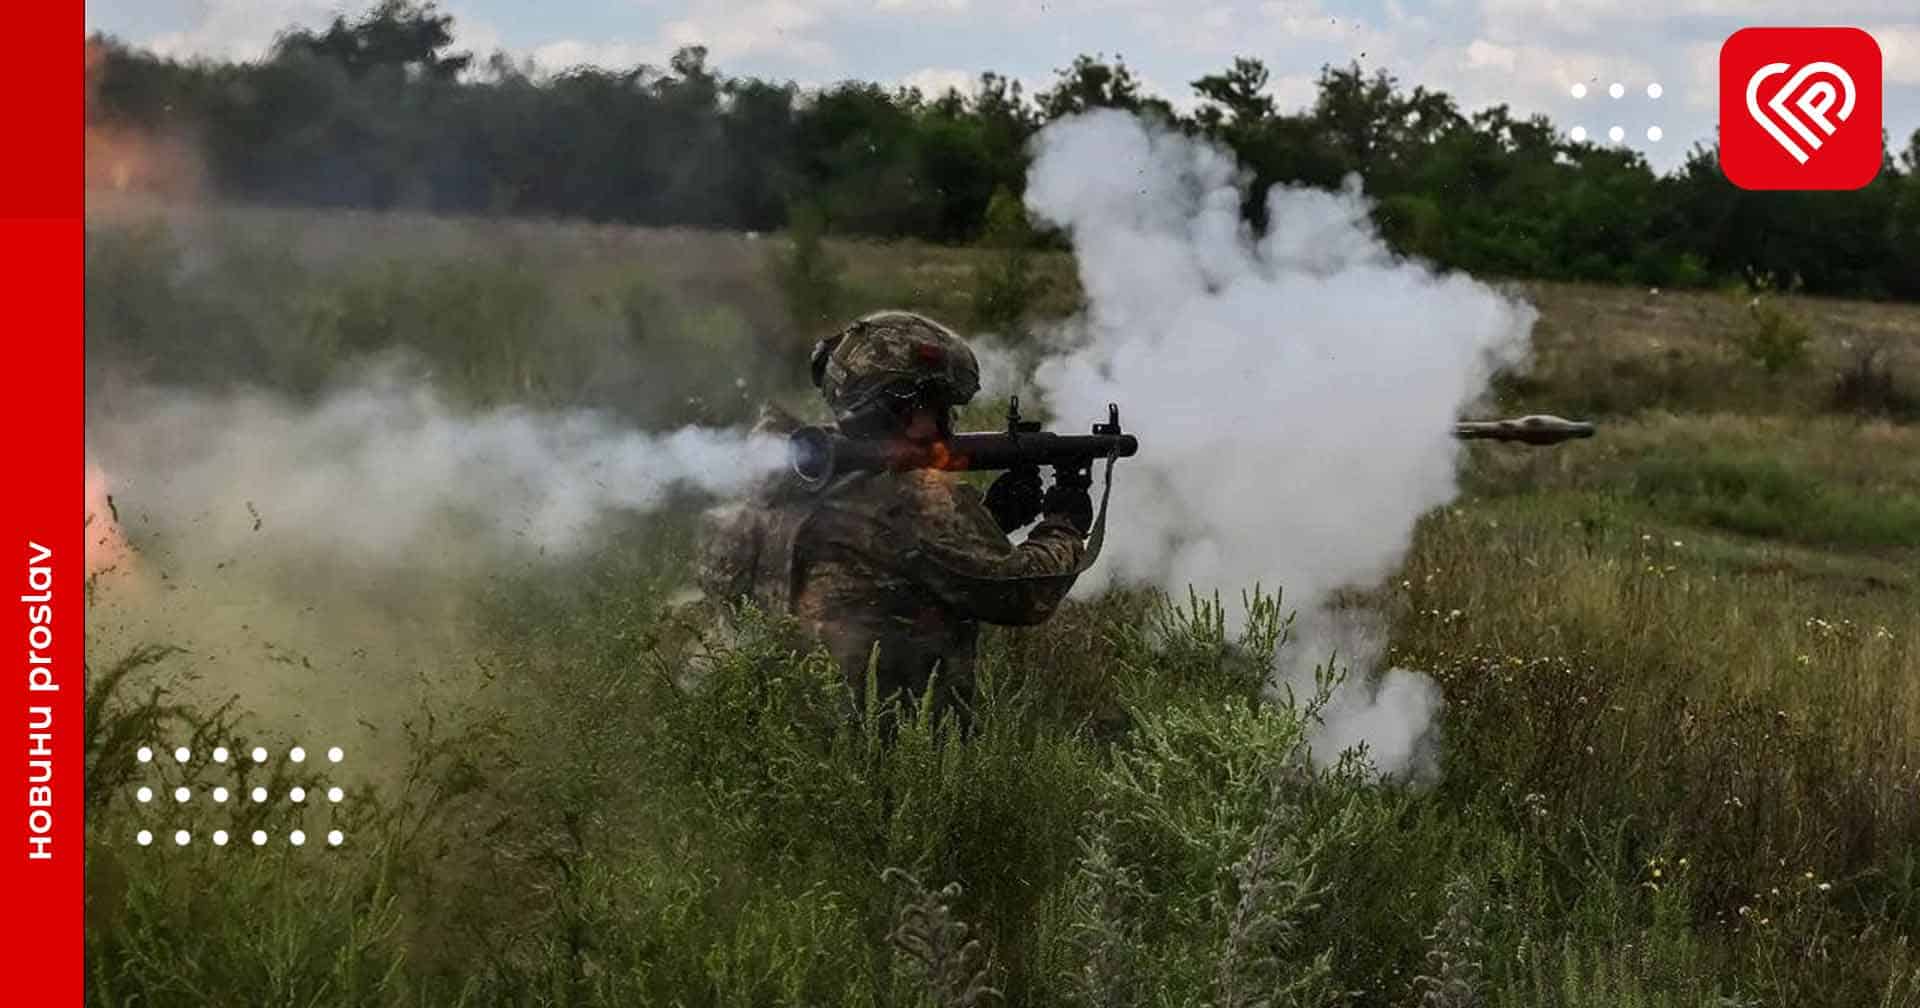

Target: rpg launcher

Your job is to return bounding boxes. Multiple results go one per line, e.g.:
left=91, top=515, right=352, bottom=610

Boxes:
left=1453, top=414, right=1595, bottom=445
left=790, top=397, right=1139, bottom=489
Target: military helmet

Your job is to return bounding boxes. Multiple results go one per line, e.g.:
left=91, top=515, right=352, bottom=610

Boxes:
left=811, top=311, right=981, bottom=421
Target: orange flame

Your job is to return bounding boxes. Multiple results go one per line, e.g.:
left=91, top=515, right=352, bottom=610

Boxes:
left=85, top=40, right=202, bottom=199
left=86, top=460, right=135, bottom=577
left=926, top=441, right=971, bottom=471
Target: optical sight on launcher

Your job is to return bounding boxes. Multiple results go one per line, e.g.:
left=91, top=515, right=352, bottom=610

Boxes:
left=790, top=397, right=1139, bottom=488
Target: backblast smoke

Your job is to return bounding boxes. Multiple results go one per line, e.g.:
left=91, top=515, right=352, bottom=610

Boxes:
left=89, top=370, right=783, bottom=568
left=85, top=365, right=784, bottom=765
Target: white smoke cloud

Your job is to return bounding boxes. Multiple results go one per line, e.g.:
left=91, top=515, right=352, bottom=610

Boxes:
left=1024, top=110, right=1534, bottom=778
left=89, top=367, right=785, bottom=568
left=971, top=334, right=1028, bottom=403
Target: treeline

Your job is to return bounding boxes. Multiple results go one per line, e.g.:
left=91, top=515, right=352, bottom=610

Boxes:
left=89, top=1, right=1920, bottom=299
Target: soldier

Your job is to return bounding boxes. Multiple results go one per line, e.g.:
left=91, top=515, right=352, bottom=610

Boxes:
left=697, top=310, right=1095, bottom=730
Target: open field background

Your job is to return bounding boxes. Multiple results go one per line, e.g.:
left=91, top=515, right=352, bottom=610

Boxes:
left=83, top=201, right=1920, bottom=1007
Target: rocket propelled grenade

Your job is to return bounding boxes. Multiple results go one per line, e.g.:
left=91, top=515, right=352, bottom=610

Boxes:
left=790, top=398, right=1138, bottom=488
left=788, top=404, right=1588, bottom=488
left=1453, top=414, right=1596, bottom=445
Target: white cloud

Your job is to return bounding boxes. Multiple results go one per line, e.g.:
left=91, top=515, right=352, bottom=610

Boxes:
left=900, top=66, right=977, bottom=96
left=663, top=0, right=842, bottom=66
left=443, top=4, right=505, bottom=59
left=1385, top=0, right=1432, bottom=33
left=1424, top=38, right=1658, bottom=110
left=1258, top=0, right=1349, bottom=43
left=530, top=39, right=658, bottom=73
left=1136, top=3, right=1244, bottom=55
left=1124, top=0, right=1357, bottom=53
left=143, top=0, right=334, bottom=62
left=1872, top=24, right=1920, bottom=86
left=1270, top=72, right=1318, bottom=112
left=1465, top=39, right=1517, bottom=72
left=1136, top=71, right=1204, bottom=114
left=1681, top=39, right=1720, bottom=112
left=1477, top=0, right=1644, bottom=38
left=1481, top=0, right=1919, bottom=39
left=1670, top=0, right=1913, bottom=15
left=874, top=0, right=970, bottom=11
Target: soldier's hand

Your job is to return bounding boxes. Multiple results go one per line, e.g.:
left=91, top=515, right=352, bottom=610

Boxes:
left=1042, top=464, right=1094, bottom=537
left=985, top=465, right=1045, bottom=533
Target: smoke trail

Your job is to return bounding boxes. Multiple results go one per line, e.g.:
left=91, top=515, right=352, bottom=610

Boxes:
left=1024, top=110, right=1534, bottom=777
left=89, top=367, right=784, bottom=568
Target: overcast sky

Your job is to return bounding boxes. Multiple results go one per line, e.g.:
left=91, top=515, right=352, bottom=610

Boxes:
left=86, top=0, right=1920, bottom=174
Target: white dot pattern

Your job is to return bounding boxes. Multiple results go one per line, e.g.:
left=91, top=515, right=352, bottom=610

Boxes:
left=1567, top=78, right=1661, bottom=146
left=133, top=742, right=349, bottom=849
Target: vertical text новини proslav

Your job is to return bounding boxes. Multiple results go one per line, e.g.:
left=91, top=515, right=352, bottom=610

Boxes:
left=24, top=541, right=55, bottom=859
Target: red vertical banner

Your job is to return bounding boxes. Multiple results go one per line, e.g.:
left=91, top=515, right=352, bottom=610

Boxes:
left=2, top=7, right=84, bottom=1004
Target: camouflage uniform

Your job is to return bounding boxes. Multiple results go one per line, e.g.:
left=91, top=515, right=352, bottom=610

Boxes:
left=697, top=311, right=1089, bottom=724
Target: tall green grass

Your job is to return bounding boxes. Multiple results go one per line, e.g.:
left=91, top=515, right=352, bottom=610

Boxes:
left=85, top=523, right=1920, bottom=1005
left=82, top=206, right=1920, bottom=1006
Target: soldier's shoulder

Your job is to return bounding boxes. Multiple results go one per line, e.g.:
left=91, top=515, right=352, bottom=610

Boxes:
left=880, top=472, right=1003, bottom=546
left=892, top=470, right=986, bottom=512
left=807, top=469, right=903, bottom=518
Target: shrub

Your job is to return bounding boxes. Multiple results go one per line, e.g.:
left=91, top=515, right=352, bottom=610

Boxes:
left=1830, top=336, right=1920, bottom=420
left=773, top=200, right=846, bottom=336
left=1727, top=289, right=1812, bottom=375
left=970, top=187, right=1050, bottom=337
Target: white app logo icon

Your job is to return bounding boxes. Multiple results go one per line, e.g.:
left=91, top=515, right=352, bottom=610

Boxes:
left=1745, top=61, right=1857, bottom=164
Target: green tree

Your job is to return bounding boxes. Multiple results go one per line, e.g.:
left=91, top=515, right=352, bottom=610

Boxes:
left=274, top=0, right=471, bottom=80
left=1037, top=54, right=1173, bottom=122
left=1192, top=57, right=1276, bottom=130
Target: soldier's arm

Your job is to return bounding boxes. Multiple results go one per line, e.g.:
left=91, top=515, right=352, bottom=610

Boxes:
left=898, top=475, right=1086, bottom=626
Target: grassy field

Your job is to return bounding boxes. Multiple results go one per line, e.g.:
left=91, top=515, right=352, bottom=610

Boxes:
left=83, top=202, right=1920, bottom=1006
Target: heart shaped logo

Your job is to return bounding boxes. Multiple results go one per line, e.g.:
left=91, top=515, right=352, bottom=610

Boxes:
left=1745, top=61, right=1856, bottom=164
